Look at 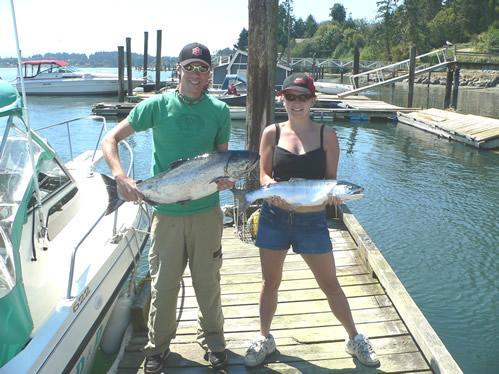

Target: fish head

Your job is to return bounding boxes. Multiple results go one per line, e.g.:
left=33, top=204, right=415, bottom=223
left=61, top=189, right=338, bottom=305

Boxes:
left=335, top=181, right=364, bottom=200
left=225, top=150, right=259, bottom=178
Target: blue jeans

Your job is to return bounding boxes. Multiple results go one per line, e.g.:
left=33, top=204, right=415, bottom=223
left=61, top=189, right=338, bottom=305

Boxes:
left=255, top=202, right=333, bottom=254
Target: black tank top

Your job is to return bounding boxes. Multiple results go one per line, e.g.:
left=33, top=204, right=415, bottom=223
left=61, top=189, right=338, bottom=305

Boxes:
left=272, top=124, right=326, bottom=182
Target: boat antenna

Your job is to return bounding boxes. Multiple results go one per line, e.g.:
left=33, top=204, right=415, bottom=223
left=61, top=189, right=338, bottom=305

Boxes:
left=9, top=0, right=48, bottom=251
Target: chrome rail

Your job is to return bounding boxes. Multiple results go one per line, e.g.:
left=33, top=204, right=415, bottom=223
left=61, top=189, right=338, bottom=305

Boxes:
left=33, top=115, right=140, bottom=299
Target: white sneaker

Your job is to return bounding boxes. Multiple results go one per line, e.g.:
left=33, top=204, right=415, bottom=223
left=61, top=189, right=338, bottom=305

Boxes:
left=244, top=334, right=276, bottom=367
left=345, top=333, right=380, bottom=367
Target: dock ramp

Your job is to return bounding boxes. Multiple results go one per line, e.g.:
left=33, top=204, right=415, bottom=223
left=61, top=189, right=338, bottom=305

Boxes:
left=338, top=48, right=456, bottom=98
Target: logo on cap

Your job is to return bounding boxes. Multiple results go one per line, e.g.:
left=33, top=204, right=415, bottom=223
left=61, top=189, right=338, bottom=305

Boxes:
left=294, top=77, right=306, bottom=84
left=192, top=47, right=202, bottom=56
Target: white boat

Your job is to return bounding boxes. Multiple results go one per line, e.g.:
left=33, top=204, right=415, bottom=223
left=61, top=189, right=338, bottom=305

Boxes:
left=0, top=80, right=151, bottom=373
left=314, top=80, right=354, bottom=95
left=14, top=60, right=142, bottom=96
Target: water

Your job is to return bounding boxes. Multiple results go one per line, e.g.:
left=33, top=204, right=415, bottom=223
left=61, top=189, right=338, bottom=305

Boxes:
left=1, top=73, right=498, bottom=373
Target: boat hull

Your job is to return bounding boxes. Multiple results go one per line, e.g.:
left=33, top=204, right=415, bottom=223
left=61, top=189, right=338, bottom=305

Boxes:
left=16, top=78, right=142, bottom=96
left=0, top=208, right=149, bottom=374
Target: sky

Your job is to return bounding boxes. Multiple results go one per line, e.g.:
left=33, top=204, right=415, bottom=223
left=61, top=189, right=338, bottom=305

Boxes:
left=0, top=0, right=379, bottom=58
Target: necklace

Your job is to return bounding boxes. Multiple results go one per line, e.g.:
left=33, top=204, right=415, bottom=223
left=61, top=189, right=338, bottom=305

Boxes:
left=176, top=89, right=206, bottom=105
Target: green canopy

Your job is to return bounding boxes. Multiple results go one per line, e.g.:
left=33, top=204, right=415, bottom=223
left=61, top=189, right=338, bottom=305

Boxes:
left=0, top=80, right=23, bottom=118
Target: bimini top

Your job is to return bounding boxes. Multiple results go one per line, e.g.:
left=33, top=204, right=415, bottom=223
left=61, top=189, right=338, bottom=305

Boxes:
left=0, top=80, right=22, bottom=117
left=21, top=60, right=69, bottom=67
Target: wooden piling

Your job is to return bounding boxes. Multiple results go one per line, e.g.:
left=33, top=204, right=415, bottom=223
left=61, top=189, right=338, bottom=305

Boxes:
left=353, top=46, right=360, bottom=88
left=444, top=65, right=454, bottom=109
left=143, top=32, right=148, bottom=83
left=451, top=66, right=460, bottom=109
left=246, top=0, right=278, bottom=151
left=126, top=37, right=133, bottom=96
left=155, top=30, right=162, bottom=93
left=246, top=0, right=278, bottom=189
left=408, top=46, right=416, bottom=108
left=117, top=46, right=125, bottom=102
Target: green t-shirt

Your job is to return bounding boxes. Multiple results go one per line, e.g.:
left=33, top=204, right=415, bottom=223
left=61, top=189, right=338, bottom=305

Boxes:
left=128, top=91, right=231, bottom=216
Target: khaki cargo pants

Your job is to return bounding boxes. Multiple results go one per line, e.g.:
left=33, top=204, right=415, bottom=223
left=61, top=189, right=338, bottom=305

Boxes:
left=144, top=207, right=225, bottom=356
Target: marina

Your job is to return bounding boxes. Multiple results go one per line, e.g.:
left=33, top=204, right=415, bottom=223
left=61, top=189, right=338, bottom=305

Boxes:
left=117, top=206, right=461, bottom=373
left=1, top=0, right=498, bottom=372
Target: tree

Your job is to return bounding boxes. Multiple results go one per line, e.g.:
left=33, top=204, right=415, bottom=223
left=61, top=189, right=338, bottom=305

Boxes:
left=276, top=0, right=295, bottom=56
left=304, top=15, right=319, bottom=37
left=330, top=3, right=346, bottom=23
left=376, top=0, right=398, bottom=61
left=427, top=6, right=467, bottom=46
left=399, top=0, right=430, bottom=52
left=293, top=17, right=306, bottom=38
left=234, top=28, right=249, bottom=50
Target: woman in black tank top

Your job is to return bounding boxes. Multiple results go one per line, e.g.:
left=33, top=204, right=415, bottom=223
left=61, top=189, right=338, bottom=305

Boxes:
left=244, top=73, right=379, bottom=368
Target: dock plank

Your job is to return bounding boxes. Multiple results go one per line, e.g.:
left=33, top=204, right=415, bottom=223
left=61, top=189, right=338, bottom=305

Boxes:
left=118, top=214, right=460, bottom=373
left=118, top=210, right=459, bottom=374
left=398, top=108, right=499, bottom=149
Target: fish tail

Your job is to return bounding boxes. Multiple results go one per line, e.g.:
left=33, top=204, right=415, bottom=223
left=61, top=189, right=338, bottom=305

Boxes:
left=100, top=174, right=125, bottom=215
left=231, top=188, right=249, bottom=216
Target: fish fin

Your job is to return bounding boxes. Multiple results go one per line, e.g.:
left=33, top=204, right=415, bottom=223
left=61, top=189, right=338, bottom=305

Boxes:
left=169, top=158, right=189, bottom=170
left=231, top=188, right=249, bottom=216
left=100, top=174, right=125, bottom=215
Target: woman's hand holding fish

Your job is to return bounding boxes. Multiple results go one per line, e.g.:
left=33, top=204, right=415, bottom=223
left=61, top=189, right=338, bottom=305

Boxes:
left=268, top=195, right=293, bottom=210
left=326, top=193, right=343, bottom=206
left=115, top=175, right=143, bottom=202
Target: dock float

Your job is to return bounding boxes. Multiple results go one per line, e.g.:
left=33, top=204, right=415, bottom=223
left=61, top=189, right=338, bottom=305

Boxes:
left=92, top=97, right=417, bottom=121
left=117, top=207, right=461, bottom=373
left=397, top=108, right=499, bottom=149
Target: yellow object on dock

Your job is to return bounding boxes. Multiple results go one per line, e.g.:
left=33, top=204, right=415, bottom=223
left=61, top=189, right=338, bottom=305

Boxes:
left=118, top=207, right=461, bottom=373
left=398, top=108, right=499, bottom=149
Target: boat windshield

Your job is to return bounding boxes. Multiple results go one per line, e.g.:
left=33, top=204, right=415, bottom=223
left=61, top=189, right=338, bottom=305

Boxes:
left=21, top=63, right=77, bottom=78
left=0, top=123, right=42, bottom=298
left=54, top=65, right=78, bottom=74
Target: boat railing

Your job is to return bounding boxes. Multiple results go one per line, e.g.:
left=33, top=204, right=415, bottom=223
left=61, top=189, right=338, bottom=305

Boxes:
left=32, top=116, right=139, bottom=299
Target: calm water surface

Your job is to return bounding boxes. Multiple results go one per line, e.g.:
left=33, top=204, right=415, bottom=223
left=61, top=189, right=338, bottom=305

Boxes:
left=2, top=77, right=498, bottom=373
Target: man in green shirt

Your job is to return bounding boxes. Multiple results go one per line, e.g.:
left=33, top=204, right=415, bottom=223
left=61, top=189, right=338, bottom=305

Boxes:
left=102, top=42, right=232, bottom=373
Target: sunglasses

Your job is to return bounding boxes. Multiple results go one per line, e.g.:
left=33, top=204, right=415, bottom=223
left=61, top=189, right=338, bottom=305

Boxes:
left=284, top=93, right=314, bottom=102
left=181, top=63, right=210, bottom=73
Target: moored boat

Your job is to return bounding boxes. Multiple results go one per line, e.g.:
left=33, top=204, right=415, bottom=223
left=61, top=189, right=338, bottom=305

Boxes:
left=315, top=80, right=354, bottom=95
left=0, top=81, right=150, bottom=373
left=14, top=60, right=142, bottom=96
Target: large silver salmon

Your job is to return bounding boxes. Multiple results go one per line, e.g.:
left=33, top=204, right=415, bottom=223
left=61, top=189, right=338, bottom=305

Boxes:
left=233, top=179, right=364, bottom=213
left=102, top=150, right=259, bottom=215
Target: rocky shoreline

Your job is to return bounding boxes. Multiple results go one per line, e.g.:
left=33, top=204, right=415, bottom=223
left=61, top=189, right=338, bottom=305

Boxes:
left=410, top=70, right=498, bottom=88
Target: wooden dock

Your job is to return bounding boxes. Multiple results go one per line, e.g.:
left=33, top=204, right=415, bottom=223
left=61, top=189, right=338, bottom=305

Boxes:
left=92, top=94, right=416, bottom=122
left=117, top=207, right=461, bottom=373
left=311, top=95, right=418, bottom=121
left=398, top=108, right=499, bottom=149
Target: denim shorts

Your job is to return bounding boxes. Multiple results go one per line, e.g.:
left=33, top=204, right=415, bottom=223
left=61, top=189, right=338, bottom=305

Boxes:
left=255, top=202, right=332, bottom=254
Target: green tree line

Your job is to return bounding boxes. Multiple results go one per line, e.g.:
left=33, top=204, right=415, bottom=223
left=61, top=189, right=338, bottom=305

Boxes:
left=235, top=0, right=498, bottom=62
left=1, top=1, right=496, bottom=67
left=0, top=52, right=179, bottom=68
